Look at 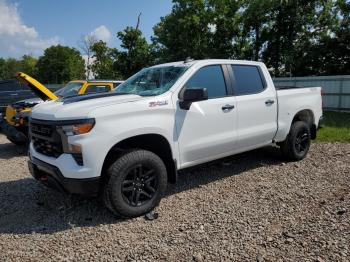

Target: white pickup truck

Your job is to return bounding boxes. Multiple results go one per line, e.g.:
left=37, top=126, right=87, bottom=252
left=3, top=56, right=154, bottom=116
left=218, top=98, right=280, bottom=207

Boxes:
left=28, top=59, right=323, bottom=217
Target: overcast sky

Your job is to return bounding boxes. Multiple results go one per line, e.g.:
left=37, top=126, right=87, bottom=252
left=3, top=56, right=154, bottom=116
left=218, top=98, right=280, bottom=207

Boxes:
left=0, top=0, right=173, bottom=58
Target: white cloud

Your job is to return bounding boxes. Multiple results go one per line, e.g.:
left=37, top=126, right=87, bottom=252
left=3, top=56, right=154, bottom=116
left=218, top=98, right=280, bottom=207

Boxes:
left=89, top=25, right=112, bottom=43
left=0, top=0, right=60, bottom=58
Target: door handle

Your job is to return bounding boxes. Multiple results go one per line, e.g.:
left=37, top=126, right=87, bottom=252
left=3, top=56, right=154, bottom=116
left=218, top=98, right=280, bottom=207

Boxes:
left=222, top=104, right=235, bottom=111
left=265, top=99, right=275, bottom=106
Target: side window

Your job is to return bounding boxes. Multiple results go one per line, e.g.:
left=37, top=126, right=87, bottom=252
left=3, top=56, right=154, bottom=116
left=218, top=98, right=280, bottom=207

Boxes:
left=186, top=65, right=227, bottom=99
left=85, top=85, right=110, bottom=94
left=232, top=65, right=265, bottom=95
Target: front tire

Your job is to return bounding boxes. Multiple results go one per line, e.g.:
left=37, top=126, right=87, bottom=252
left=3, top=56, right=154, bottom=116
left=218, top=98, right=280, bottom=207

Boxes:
left=280, top=121, right=311, bottom=161
left=104, top=150, right=167, bottom=218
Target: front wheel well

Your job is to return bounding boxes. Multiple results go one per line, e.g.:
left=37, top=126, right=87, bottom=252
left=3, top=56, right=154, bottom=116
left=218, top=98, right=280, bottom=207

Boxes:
left=292, top=109, right=316, bottom=139
left=102, top=134, right=177, bottom=184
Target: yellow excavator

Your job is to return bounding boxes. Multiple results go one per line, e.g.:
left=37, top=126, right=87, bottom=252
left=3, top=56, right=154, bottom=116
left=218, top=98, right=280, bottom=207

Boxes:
left=0, top=72, right=123, bottom=145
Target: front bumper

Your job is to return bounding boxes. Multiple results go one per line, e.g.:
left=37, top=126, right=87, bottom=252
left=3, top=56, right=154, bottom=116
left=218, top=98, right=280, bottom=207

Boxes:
left=28, top=155, right=100, bottom=196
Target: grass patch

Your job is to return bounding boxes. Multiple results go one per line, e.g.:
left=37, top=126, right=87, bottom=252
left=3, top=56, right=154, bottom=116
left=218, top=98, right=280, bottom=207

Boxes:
left=316, top=111, right=350, bottom=143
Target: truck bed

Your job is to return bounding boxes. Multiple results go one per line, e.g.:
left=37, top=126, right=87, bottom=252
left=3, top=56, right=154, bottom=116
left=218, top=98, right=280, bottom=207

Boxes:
left=274, top=86, right=323, bottom=142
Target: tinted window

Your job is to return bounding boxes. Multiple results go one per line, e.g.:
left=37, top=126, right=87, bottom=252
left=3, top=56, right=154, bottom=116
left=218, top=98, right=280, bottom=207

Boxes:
left=85, top=85, right=110, bottom=94
left=232, top=65, right=265, bottom=95
left=186, top=65, right=227, bottom=98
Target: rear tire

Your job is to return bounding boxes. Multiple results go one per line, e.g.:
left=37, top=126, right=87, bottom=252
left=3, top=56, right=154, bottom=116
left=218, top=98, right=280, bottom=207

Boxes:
left=104, top=149, right=167, bottom=218
left=280, top=121, right=311, bottom=161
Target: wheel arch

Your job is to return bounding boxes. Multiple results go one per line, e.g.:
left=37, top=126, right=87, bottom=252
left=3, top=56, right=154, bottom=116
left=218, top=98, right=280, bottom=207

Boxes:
left=101, top=133, right=177, bottom=184
left=291, top=109, right=316, bottom=139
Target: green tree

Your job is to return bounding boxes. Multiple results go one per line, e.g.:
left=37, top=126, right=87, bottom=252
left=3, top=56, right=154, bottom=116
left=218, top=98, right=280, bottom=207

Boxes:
left=36, top=45, right=85, bottom=84
left=261, top=0, right=337, bottom=76
left=1, top=58, right=21, bottom=80
left=153, top=0, right=341, bottom=76
left=19, top=55, right=38, bottom=77
left=207, top=0, right=242, bottom=59
left=239, top=0, right=274, bottom=61
left=153, top=0, right=211, bottom=62
left=114, top=26, right=153, bottom=78
left=0, top=58, right=5, bottom=80
left=312, top=0, right=350, bottom=75
left=0, top=55, right=38, bottom=80
left=91, top=41, right=120, bottom=79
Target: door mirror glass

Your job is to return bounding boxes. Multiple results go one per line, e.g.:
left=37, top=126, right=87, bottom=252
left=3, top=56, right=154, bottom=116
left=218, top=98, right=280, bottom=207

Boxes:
left=179, top=88, right=208, bottom=110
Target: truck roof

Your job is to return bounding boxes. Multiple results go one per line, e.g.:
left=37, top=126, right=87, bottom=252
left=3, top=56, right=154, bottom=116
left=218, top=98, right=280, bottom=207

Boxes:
left=151, top=59, right=265, bottom=68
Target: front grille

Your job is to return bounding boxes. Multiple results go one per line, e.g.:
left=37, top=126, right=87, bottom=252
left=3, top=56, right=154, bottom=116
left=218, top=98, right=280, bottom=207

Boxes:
left=30, top=122, right=54, bottom=137
left=30, top=119, right=63, bottom=158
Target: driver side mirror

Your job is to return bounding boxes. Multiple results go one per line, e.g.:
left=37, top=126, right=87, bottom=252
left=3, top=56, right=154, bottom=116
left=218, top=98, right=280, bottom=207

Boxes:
left=179, top=88, right=208, bottom=110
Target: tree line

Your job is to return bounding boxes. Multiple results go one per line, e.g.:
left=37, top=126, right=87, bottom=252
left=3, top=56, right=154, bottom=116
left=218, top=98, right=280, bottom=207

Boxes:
left=0, top=0, right=349, bottom=83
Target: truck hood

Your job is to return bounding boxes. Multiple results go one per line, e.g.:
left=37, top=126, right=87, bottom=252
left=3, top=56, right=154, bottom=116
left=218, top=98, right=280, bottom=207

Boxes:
left=32, top=93, right=144, bottom=120
left=11, top=97, right=43, bottom=109
left=16, top=72, right=59, bottom=101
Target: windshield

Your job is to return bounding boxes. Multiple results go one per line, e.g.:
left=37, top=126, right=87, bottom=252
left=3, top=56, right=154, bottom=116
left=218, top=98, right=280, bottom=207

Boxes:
left=115, top=66, right=188, bottom=96
left=55, top=82, right=83, bottom=97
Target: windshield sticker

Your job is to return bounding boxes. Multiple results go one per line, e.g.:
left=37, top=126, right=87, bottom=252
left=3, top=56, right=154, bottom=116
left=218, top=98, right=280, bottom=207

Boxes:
left=149, top=101, right=168, bottom=107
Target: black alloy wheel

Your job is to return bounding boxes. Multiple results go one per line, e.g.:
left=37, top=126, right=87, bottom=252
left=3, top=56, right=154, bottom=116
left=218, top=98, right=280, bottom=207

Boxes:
left=280, top=121, right=311, bottom=161
left=104, top=149, right=167, bottom=218
left=121, top=164, right=158, bottom=207
left=294, top=130, right=310, bottom=154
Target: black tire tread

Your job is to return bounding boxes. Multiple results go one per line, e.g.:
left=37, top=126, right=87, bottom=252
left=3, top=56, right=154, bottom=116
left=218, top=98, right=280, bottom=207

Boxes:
left=104, top=149, right=167, bottom=218
left=280, top=121, right=311, bottom=161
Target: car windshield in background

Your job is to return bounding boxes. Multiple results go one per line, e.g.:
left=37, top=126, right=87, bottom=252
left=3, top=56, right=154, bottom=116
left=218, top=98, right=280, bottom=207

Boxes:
left=115, top=66, right=188, bottom=96
left=55, top=82, right=83, bottom=97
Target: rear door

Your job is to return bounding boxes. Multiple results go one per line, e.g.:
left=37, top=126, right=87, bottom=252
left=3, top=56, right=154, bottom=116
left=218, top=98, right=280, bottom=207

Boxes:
left=229, top=65, right=277, bottom=149
left=175, top=64, right=238, bottom=167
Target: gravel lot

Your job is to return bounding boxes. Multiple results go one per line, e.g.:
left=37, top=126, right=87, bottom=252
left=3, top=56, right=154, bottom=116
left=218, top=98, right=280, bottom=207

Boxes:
left=0, top=134, right=349, bottom=261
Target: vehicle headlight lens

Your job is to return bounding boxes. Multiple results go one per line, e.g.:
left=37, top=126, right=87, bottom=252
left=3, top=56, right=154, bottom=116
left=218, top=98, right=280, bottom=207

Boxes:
left=60, top=119, right=95, bottom=136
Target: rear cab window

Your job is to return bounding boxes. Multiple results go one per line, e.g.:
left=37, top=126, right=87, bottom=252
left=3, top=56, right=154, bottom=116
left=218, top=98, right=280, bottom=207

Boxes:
left=231, top=65, right=266, bottom=95
left=85, top=85, right=111, bottom=94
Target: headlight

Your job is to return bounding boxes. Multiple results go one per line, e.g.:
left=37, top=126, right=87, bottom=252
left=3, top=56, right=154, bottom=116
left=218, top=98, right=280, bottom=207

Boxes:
left=55, top=119, right=95, bottom=166
left=59, top=119, right=95, bottom=136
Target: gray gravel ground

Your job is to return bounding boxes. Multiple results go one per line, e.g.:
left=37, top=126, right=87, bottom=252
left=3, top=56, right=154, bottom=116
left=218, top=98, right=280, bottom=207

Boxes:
left=0, top=134, right=349, bottom=262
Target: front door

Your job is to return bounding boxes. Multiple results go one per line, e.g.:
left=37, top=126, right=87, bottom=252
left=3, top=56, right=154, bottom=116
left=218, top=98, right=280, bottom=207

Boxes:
left=175, top=65, right=238, bottom=168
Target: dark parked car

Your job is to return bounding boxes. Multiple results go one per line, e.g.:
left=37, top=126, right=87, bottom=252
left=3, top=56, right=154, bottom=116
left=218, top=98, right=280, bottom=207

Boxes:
left=0, top=79, right=36, bottom=113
